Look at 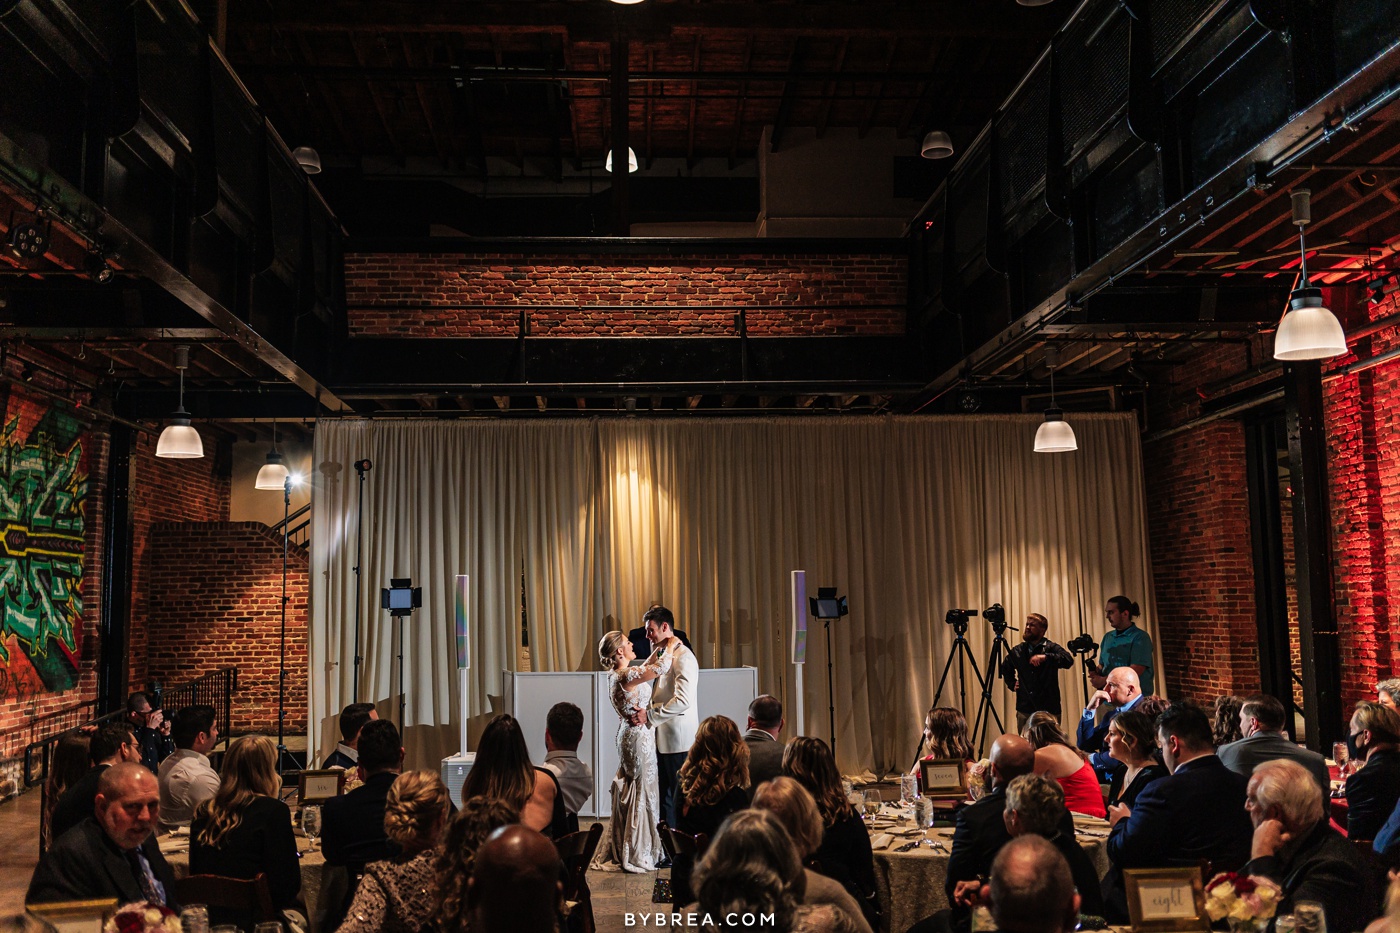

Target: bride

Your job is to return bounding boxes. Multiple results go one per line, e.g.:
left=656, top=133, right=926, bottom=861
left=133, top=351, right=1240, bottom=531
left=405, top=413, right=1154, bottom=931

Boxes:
left=592, top=630, right=678, bottom=872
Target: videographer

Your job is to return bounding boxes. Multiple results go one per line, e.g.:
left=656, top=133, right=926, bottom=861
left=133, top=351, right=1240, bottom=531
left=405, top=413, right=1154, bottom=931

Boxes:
left=998, top=613, right=1074, bottom=732
left=1085, top=596, right=1155, bottom=695
left=126, top=692, right=175, bottom=773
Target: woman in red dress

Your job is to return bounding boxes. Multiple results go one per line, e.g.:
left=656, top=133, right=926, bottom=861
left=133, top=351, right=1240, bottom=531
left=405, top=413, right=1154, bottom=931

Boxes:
left=1022, top=711, right=1107, bottom=818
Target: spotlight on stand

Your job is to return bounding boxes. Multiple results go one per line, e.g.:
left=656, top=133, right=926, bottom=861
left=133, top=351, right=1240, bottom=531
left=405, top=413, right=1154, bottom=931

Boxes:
left=1273, top=188, right=1347, bottom=361
left=155, top=345, right=203, bottom=459
left=382, top=578, right=424, bottom=730
left=809, top=587, right=848, bottom=756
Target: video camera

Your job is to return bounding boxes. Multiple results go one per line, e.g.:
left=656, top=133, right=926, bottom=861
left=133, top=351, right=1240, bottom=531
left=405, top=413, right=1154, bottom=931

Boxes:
left=1067, top=633, right=1099, bottom=670
left=945, top=608, right=979, bottom=635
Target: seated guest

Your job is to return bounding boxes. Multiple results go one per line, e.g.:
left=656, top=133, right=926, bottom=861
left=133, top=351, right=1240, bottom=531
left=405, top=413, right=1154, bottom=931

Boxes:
left=50, top=722, right=141, bottom=842
left=433, top=798, right=521, bottom=933
left=462, top=713, right=564, bottom=837
left=691, top=809, right=859, bottom=933
left=1379, top=680, right=1400, bottom=711
left=1103, top=702, right=1252, bottom=922
left=189, top=736, right=300, bottom=924
left=987, top=835, right=1081, bottom=933
left=1213, top=695, right=1245, bottom=747
left=752, top=777, right=875, bottom=933
left=1218, top=694, right=1329, bottom=792
left=1022, top=712, right=1106, bottom=818
left=28, top=761, right=178, bottom=907
left=159, top=704, right=221, bottom=832
left=1104, top=710, right=1168, bottom=809
left=42, top=732, right=91, bottom=850
left=466, top=825, right=565, bottom=933
left=1076, top=667, right=1144, bottom=781
left=1243, top=759, right=1379, bottom=933
left=674, top=715, right=752, bottom=907
left=540, top=702, right=592, bottom=831
left=127, top=692, right=175, bottom=773
left=325, top=702, right=379, bottom=770
left=783, top=736, right=880, bottom=929
left=323, top=718, right=405, bottom=925
left=1347, top=701, right=1400, bottom=842
left=911, top=706, right=976, bottom=779
left=1003, top=774, right=1106, bottom=918
left=338, top=770, right=451, bottom=933
left=744, top=695, right=788, bottom=796
left=1135, top=695, right=1172, bottom=722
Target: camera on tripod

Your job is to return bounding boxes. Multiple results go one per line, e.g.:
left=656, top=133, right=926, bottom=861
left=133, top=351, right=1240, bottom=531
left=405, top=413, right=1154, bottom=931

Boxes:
left=945, top=608, right=979, bottom=635
left=983, top=603, right=1008, bottom=632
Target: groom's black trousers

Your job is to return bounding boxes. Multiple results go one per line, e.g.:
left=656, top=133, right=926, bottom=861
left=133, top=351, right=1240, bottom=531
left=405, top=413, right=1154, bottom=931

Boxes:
left=658, top=750, right=688, bottom=827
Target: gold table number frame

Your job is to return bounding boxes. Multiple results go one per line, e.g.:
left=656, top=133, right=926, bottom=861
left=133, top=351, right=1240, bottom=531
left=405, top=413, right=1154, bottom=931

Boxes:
left=1124, top=867, right=1210, bottom=932
left=919, top=758, right=969, bottom=799
left=298, top=768, right=346, bottom=804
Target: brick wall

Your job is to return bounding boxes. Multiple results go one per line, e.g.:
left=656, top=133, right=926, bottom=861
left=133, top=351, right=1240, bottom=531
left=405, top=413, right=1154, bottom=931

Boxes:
left=344, top=251, right=908, bottom=337
left=146, top=523, right=308, bottom=734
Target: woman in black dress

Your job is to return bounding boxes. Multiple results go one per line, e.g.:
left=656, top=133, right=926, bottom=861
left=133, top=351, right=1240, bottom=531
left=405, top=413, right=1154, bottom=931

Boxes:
left=190, top=736, right=301, bottom=926
left=461, top=713, right=567, bottom=838
left=1105, top=710, right=1168, bottom=809
left=674, top=716, right=751, bottom=906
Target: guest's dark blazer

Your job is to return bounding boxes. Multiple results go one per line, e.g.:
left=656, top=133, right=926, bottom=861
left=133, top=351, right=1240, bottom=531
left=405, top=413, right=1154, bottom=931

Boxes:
left=743, top=730, right=786, bottom=798
left=28, top=817, right=179, bottom=908
left=1346, top=748, right=1400, bottom=842
left=321, top=770, right=401, bottom=869
left=1103, top=755, right=1251, bottom=921
left=322, top=748, right=356, bottom=770
left=1050, top=830, right=1106, bottom=919
left=135, top=724, right=176, bottom=774
left=1243, top=820, right=1380, bottom=933
left=49, top=765, right=108, bottom=843
left=190, top=795, right=302, bottom=910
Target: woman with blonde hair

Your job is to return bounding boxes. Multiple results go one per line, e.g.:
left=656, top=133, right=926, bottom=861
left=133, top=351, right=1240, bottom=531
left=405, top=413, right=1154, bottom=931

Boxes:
left=337, top=770, right=451, bottom=933
left=1345, top=700, right=1400, bottom=841
left=433, top=797, right=520, bottom=933
left=593, top=629, right=679, bottom=872
left=190, top=736, right=300, bottom=923
left=461, top=713, right=564, bottom=837
left=1022, top=711, right=1106, bottom=818
left=752, top=777, right=874, bottom=933
left=672, top=716, right=751, bottom=905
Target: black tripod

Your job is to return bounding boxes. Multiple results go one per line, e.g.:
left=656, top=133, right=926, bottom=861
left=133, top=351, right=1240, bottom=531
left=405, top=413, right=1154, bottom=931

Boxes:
left=970, top=620, right=1016, bottom=754
left=928, top=611, right=997, bottom=750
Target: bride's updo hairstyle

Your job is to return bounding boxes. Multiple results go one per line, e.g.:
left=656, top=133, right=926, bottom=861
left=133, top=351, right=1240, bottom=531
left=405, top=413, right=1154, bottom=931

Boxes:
left=598, top=631, right=627, bottom=669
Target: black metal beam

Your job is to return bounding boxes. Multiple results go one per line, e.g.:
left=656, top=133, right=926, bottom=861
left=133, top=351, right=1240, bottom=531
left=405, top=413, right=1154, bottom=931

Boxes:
left=611, top=35, right=630, bottom=236
left=235, top=64, right=989, bottom=84
left=99, top=421, right=135, bottom=715
left=344, top=235, right=909, bottom=255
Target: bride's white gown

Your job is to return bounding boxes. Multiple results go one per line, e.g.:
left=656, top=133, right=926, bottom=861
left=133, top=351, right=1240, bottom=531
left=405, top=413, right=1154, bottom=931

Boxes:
left=592, top=656, right=671, bottom=872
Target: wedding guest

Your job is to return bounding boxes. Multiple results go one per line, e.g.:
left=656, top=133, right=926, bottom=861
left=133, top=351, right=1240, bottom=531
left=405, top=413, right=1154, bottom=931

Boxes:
left=337, top=770, right=451, bottom=933
left=159, top=704, right=221, bottom=832
left=1243, top=759, right=1378, bottom=933
left=674, top=715, right=752, bottom=906
left=1213, top=696, right=1245, bottom=747
left=752, top=777, right=875, bottom=933
left=28, top=762, right=178, bottom=907
left=434, top=798, right=520, bottom=933
left=782, top=736, right=880, bottom=929
left=744, top=695, right=788, bottom=794
left=189, top=736, right=300, bottom=926
left=126, top=692, right=175, bottom=773
left=1076, top=667, right=1144, bottom=780
left=50, top=722, right=141, bottom=842
left=1022, top=712, right=1106, bottom=818
left=41, top=732, right=90, bottom=849
left=1104, top=710, right=1168, bottom=809
left=1218, top=694, right=1329, bottom=792
left=462, top=713, right=565, bottom=838
left=467, top=825, right=564, bottom=933
left=323, top=719, right=405, bottom=927
left=1378, top=680, right=1400, bottom=711
left=1347, top=701, right=1400, bottom=842
left=540, top=702, right=593, bottom=831
left=325, top=703, right=378, bottom=770
left=988, top=835, right=1081, bottom=933
left=1002, top=774, right=1105, bottom=918
left=912, top=707, right=976, bottom=776
left=691, top=809, right=859, bottom=933
left=1135, top=695, right=1171, bottom=722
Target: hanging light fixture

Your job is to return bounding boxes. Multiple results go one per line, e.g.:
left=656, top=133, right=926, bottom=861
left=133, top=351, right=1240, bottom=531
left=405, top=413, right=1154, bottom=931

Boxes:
left=920, top=130, right=955, bottom=160
left=155, top=345, right=204, bottom=459
left=1273, top=188, right=1347, bottom=361
left=255, top=420, right=291, bottom=490
left=291, top=146, right=322, bottom=174
left=604, top=147, right=639, bottom=173
left=1034, top=349, right=1078, bottom=453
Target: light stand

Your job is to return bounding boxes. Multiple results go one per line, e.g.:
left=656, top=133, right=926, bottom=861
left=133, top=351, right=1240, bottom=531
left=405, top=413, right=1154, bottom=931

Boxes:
left=381, top=578, right=422, bottom=731
left=809, top=587, right=848, bottom=757
left=275, top=475, right=298, bottom=774
left=352, top=459, right=372, bottom=703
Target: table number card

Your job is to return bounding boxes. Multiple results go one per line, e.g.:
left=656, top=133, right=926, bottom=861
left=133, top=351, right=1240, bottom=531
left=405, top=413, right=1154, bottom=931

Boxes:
left=1124, top=868, right=1210, bottom=932
left=299, top=768, right=346, bottom=804
left=919, top=758, right=968, bottom=799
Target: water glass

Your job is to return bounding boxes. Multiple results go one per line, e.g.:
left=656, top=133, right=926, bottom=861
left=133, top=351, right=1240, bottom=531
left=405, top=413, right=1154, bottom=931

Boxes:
left=915, top=796, right=935, bottom=828
left=211, top=926, right=240, bottom=933
left=1332, top=742, right=1349, bottom=769
left=900, top=773, right=918, bottom=804
left=254, top=923, right=283, bottom=933
left=179, top=906, right=209, bottom=933
left=841, top=778, right=855, bottom=800
left=301, top=804, right=322, bottom=847
left=1293, top=901, right=1327, bottom=933
left=862, top=789, right=883, bottom=818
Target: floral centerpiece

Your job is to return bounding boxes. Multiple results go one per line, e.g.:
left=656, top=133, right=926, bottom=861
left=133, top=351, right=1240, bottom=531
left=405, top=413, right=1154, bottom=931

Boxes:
left=967, top=759, right=993, bottom=799
left=103, top=903, right=182, bottom=933
left=1204, top=873, right=1282, bottom=932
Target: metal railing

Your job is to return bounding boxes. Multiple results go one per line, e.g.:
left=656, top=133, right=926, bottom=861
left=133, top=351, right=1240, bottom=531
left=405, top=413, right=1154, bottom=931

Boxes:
left=272, top=503, right=310, bottom=548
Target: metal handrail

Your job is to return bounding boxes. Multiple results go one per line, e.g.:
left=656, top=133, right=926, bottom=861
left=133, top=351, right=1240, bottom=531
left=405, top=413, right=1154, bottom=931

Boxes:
left=271, top=503, right=310, bottom=536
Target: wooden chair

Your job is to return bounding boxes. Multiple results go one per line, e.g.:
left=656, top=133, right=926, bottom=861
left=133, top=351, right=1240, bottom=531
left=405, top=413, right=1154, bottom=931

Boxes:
left=656, top=822, right=710, bottom=905
left=555, top=822, right=605, bottom=933
left=172, top=872, right=278, bottom=924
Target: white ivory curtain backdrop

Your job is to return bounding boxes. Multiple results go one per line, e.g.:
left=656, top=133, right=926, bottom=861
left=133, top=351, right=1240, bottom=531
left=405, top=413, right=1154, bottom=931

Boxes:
left=309, top=414, right=1160, bottom=774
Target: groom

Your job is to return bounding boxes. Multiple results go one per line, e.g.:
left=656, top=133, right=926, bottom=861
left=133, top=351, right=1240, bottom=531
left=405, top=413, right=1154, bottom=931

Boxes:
left=628, top=605, right=698, bottom=828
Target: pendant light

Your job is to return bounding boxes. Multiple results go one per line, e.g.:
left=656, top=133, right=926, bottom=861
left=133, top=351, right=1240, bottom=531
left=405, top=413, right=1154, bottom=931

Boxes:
left=255, top=420, right=291, bottom=490
left=1034, top=349, right=1078, bottom=453
left=1273, top=188, right=1347, bottom=361
left=155, top=345, right=203, bottom=459
left=604, top=147, right=639, bottom=173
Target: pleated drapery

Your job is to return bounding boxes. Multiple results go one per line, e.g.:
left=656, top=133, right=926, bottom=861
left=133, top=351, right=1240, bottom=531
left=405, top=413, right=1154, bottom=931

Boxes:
left=309, top=414, right=1159, bottom=774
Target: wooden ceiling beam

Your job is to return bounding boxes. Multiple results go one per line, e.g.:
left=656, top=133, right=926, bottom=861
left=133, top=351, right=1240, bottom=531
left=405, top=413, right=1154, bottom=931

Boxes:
left=347, top=31, right=405, bottom=156
left=859, top=38, right=900, bottom=138
left=817, top=38, right=849, bottom=139
left=401, top=34, right=449, bottom=165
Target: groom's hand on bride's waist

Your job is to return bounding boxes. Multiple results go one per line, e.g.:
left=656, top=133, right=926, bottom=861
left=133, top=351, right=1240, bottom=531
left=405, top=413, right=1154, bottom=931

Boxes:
left=628, top=708, right=649, bottom=726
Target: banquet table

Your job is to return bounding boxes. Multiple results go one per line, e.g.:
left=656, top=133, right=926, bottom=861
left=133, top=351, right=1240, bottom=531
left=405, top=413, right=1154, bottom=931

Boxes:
left=865, top=802, right=1112, bottom=933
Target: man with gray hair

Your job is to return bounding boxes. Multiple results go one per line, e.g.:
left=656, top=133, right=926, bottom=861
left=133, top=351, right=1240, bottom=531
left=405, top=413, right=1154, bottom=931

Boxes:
left=1242, top=759, right=1377, bottom=933
left=1218, top=694, right=1329, bottom=791
left=743, top=694, right=786, bottom=795
left=1378, top=679, right=1400, bottom=711
left=1003, top=774, right=1104, bottom=918
left=988, top=835, right=1080, bottom=933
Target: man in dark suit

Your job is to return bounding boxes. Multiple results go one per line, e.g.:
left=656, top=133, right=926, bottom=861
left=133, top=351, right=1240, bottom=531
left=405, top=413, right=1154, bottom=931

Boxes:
left=29, top=762, right=179, bottom=908
left=1103, top=702, right=1253, bottom=922
left=322, top=702, right=378, bottom=770
left=1075, top=667, right=1144, bottom=780
left=743, top=695, right=786, bottom=798
left=50, top=722, right=142, bottom=842
left=1003, top=774, right=1105, bottom=918
left=127, top=692, right=175, bottom=774
left=1218, top=694, right=1329, bottom=791
left=1243, top=759, right=1379, bottom=933
left=321, top=718, right=403, bottom=926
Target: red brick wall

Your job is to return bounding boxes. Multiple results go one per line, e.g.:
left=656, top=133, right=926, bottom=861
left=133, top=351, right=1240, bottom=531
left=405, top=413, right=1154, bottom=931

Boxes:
left=146, top=523, right=308, bottom=734
left=345, top=251, right=908, bottom=337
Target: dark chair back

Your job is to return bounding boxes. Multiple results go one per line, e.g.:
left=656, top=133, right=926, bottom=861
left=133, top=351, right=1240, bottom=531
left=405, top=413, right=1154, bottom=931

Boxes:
left=657, top=821, right=710, bottom=860
left=556, top=822, right=605, bottom=933
left=172, top=872, right=278, bottom=923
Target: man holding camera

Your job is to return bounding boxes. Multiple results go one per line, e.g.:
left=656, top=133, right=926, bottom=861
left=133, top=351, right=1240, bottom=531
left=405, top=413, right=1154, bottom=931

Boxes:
left=999, top=613, right=1075, bottom=732
left=126, top=692, right=175, bottom=774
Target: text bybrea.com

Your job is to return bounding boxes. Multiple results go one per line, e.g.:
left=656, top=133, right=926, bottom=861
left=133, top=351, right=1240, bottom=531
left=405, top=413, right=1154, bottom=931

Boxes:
left=625, top=913, right=778, bottom=927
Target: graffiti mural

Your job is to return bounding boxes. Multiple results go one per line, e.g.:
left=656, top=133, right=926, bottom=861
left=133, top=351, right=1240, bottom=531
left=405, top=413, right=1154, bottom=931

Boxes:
left=0, top=388, right=86, bottom=695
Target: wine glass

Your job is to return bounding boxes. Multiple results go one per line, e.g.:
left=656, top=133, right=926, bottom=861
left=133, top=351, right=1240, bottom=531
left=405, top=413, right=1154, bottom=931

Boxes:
left=301, top=804, right=322, bottom=848
left=1332, top=741, right=1349, bottom=771
left=863, top=789, right=883, bottom=819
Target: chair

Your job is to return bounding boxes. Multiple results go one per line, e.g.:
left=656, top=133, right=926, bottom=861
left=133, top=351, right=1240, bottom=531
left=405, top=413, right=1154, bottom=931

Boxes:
left=173, top=872, right=278, bottom=923
left=555, top=822, right=605, bottom=933
left=657, top=822, right=710, bottom=906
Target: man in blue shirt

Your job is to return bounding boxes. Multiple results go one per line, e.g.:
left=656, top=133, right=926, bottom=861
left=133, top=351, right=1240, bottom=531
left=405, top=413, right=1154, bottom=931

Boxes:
left=1087, top=596, right=1154, bottom=695
left=1077, top=667, right=1144, bottom=780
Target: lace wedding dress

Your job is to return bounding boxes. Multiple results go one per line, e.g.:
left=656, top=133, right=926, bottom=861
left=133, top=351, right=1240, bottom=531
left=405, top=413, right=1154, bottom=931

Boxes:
left=592, top=656, right=671, bottom=872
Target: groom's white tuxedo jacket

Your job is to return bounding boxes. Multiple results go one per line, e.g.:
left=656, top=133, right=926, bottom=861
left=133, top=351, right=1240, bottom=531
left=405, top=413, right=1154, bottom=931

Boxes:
left=649, top=642, right=699, bottom=755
